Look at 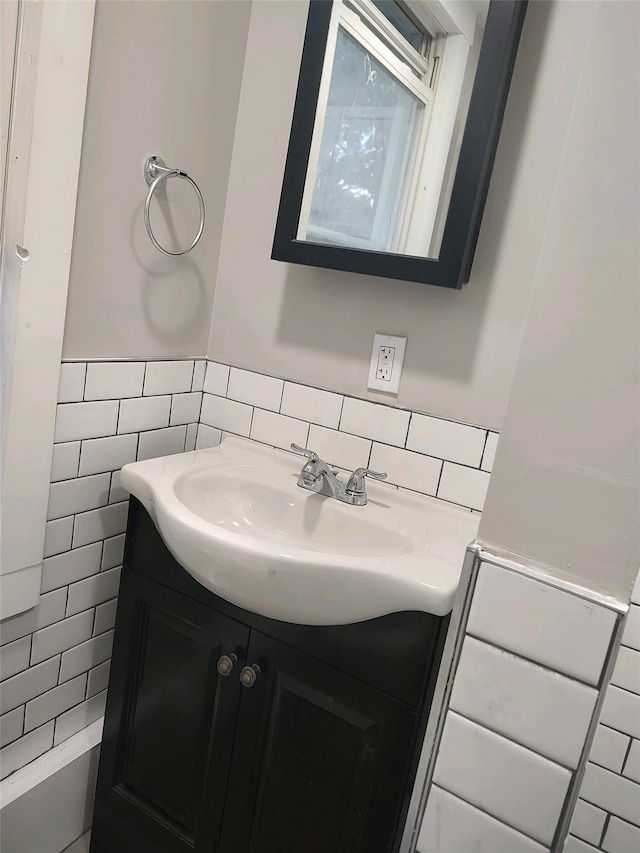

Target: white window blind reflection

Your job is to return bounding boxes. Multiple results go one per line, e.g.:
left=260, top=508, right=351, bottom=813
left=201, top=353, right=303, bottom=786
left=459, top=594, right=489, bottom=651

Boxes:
left=305, top=28, right=423, bottom=252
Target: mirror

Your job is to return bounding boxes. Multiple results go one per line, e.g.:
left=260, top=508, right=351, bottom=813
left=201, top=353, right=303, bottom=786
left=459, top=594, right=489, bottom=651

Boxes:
left=272, top=0, right=527, bottom=288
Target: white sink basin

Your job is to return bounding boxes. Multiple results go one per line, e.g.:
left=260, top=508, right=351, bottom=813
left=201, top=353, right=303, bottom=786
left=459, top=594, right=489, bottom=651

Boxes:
left=120, top=437, right=478, bottom=625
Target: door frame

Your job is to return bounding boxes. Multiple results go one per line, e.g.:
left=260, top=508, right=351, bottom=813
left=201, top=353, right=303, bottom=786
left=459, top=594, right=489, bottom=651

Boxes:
left=0, top=0, right=95, bottom=617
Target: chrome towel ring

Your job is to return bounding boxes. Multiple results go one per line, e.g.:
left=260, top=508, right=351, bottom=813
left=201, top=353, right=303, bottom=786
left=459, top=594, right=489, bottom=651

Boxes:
left=143, top=155, right=205, bottom=256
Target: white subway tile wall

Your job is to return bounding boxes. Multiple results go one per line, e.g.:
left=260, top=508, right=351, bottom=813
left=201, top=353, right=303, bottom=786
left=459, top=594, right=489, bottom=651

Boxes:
left=0, top=722, right=54, bottom=780
left=466, top=563, right=617, bottom=685
left=194, top=365, right=638, bottom=852
left=449, top=636, right=597, bottom=768
left=569, top=575, right=640, bottom=851
left=44, top=516, right=74, bottom=558
left=93, top=600, right=117, bottom=638
left=199, top=365, right=499, bottom=512
left=57, top=362, right=86, bottom=404
left=588, top=725, right=630, bottom=774
left=1, top=358, right=496, bottom=782
left=419, top=785, right=546, bottom=853
left=117, top=395, right=171, bottom=434
left=571, top=801, right=608, bottom=847
left=2, top=354, right=636, bottom=853
left=611, top=645, right=640, bottom=695
left=195, top=424, right=222, bottom=450
left=1, top=637, right=32, bottom=682
left=340, top=397, right=410, bottom=447
left=0, top=359, right=203, bottom=774
left=54, top=400, right=119, bottom=443
left=87, top=660, right=111, bottom=699
left=417, top=558, right=631, bottom=853
left=185, top=422, right=198, bottom=452
left=480, top=429, right=499, bottom=472
left=200, top=394, right=252, bottom=437
left=143, top=360, right=194, bottom=397
left=249, top=408, right=309, bottom=450
left=407, top=413, right=486, bottom=467
left=169, top=392, right=203, bottom=426
left=433, top=711, right=571, bottom=846
left=50, top=442, right=81, bottom=482
left=137, top=425, right=188, bottom=462
left=624, top=739, right=640, bottom=783
left=85, top=362, right=145, bottom=401
left=0, top=590, right=68, bottom=646
left=565, top=836, right=601, bottom=853
left=280, top=382, right=342, bottom=429
left=227, top=367, right=283, bottom=412
left=0, top=707, right=25, bottom=750
left=203, top=361, right=230, bottom=397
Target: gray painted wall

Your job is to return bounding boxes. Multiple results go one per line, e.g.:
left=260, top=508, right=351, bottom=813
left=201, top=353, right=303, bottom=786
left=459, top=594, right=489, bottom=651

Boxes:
left=207, top=0, right=589, bottom=432
left=479, top=0, right=640, bottom=602
left=63, top=0, right=252, bottom=360
left=59, top=0, right=639, bottom=598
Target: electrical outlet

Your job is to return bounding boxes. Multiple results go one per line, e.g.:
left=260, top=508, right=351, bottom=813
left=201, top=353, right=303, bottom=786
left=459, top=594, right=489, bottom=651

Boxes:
left=376, top=346, right=395, bottom=381
left=368, top=334, right=407, bottom=394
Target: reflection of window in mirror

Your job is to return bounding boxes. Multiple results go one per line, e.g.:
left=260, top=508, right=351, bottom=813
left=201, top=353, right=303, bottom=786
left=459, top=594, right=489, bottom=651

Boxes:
left=297, top=0, right=487, bottom=258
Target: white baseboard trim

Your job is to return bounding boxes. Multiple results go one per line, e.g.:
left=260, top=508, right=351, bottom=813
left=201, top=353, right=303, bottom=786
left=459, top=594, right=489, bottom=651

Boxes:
left=0, top=718, right=102, bottom=853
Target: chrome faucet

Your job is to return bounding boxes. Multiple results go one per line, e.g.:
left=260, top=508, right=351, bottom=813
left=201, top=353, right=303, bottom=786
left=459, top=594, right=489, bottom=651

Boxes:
left=291, top=444, right=387, bottom=507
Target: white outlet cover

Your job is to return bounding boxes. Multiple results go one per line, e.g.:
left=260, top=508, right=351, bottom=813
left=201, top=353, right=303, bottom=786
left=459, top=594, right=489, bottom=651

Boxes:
left=368, top=334, right=407, bottom=394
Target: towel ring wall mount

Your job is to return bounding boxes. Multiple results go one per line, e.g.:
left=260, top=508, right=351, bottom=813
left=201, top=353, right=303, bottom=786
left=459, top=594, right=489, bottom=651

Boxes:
left=143, top=155, right=205, bottom=257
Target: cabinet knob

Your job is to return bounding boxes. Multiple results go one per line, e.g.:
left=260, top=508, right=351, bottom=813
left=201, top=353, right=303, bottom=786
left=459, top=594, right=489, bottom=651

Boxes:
left=217, top=653, right=238, bottom=677
left=240, top=664, right=261, bottom=688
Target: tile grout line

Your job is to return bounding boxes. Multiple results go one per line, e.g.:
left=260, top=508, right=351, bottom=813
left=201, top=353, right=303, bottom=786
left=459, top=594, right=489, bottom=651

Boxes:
left=582, top=758, right=640, bottom=786
left=434, top=458, right=445, bottom=500
left=567, top=806, right=602, bottom=848
left=476, top=550, right=628, bottom=616
left=553, top=611, right=630, bottom=851
left=9, top=358, right=500, bottom=784
left=604, top=681, right=640, bottom=699
left=72, top=358, right=500, bottom=433
left=598, top=722, right=638, bottom=741
left=141, top=361, right=149, bottom=397
left=431, top=781, right=553, bottom=850
left=198, top=411, right=482, bottom=507
left=206, top=360, right=496, bottom=430
left=446, top=706, right=577, bottom=774
left=403, top=410, right=412, bottom=449
left=193, top=392, right=489, bottom=472
left=463, top=630, right=601, bottom=690
left=598, top=812, right=611, bottom=848
left=407, top=546, right=483, bottom=852
left=479, top=429, right=489, bottom=470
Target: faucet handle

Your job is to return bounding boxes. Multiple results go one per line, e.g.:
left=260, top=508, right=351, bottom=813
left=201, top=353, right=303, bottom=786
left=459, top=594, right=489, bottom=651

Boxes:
left=290, top=443, right=319, bottom=463
left=346, top=467, right=387, bottom=495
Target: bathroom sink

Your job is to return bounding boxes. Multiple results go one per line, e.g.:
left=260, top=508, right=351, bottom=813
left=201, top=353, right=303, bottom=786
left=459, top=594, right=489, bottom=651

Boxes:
left=120, top=437, right=478, bottom=625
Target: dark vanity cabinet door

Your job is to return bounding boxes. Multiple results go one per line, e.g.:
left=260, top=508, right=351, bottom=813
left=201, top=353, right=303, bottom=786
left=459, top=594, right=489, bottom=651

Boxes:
left=93, top=568, right=420, bottom=853
left=218, top=631, right=417, bottom=853
left=92, top=570, right=249, bottom=853
left=91, top=500, right=444, bottom=853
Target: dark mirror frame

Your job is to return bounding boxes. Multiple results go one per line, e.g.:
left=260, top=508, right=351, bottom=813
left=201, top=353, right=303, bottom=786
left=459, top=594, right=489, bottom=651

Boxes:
left=272, top=0, right=528, bottom=289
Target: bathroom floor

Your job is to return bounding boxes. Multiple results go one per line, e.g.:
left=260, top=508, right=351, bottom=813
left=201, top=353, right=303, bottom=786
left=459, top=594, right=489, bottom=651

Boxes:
left=62, top=832, right=91, bottom=853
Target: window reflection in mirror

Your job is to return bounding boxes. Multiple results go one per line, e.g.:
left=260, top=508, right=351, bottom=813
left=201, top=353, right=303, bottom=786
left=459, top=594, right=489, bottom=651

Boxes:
left=296, top=0, right=488, bottom=259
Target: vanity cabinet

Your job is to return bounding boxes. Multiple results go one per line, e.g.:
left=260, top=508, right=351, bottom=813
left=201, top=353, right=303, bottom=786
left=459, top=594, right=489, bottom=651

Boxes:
left=91, top=500, right=449, bottom=853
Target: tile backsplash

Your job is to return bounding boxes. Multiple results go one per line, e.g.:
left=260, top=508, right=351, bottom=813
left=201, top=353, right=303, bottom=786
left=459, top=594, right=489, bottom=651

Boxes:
left=3, top=357, right=636, bottom=852
left=198, top=361, right=497, bottom=512
left=0, top=359, right=203, bottom=778
left=416, top=557, right=637, bottom=853
left=0, top=358, right=496, bottom=780
left=566, top=575, right=640, bottom=852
